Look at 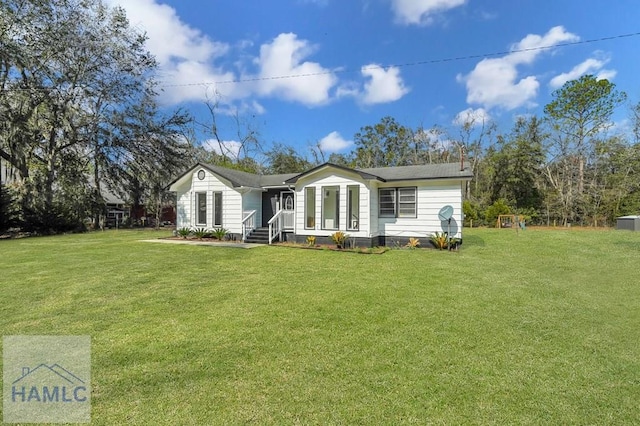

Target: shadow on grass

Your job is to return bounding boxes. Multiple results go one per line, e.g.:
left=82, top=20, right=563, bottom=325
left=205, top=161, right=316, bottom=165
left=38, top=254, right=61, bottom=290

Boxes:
left=463, top=234, right=485, bottom=247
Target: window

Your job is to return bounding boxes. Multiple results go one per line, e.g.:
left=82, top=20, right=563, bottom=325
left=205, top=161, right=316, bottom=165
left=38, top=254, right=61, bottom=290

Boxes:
left=321, top=186, right=339, bottom=229
left=213, top=192, right=222, bottom=226
left=305, top=187, right=315, bottom=229
left=398, top=187, right=417, bottom=217
left=347, top=186, right=360, bottom=230
left=379, top=187, right=417, bottom=218
left=379, top=188, right=396, bottom=217
left=196, top=192, right=207, bottom=225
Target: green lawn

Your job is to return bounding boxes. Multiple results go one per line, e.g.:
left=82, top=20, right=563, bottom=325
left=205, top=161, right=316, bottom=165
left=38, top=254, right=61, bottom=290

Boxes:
left=1, top=228, right=639, bottom=424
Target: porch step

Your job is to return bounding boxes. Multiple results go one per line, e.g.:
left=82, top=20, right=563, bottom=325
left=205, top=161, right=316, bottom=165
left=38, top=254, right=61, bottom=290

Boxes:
left=244, top=227, right=271, bottom=244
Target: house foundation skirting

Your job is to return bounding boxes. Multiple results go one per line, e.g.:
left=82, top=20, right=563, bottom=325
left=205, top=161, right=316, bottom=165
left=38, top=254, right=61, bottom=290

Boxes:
left=292, top=234, right=462, bottom=248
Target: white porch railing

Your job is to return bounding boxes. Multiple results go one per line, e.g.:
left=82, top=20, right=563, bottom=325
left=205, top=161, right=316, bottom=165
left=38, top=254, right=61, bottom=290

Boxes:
left=268, top=209, right=283, bottom=244
left=242, top=210, right=257, bottom=242
left=283, top=209, right=295, bottom=229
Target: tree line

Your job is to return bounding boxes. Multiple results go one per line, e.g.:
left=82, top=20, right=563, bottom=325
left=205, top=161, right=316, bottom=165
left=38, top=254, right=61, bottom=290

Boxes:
left=2, top=0, right=639, bottom=233
left=195, top=73, right=640, bottom=228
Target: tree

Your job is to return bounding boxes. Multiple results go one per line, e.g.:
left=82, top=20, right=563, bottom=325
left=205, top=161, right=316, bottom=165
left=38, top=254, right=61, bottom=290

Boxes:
left=0, top=180, right=19, bottom=231
left=193, top=95, right=262, bottom=173
left=264, top=144, right=311, bottom=174
left=353, top=116, right=413, bottom=168
left=0, top=0, right=190, bottom=231
left=487, top=116, right=547, bottom=211
left=412, top=125, right=455, bottom=165
left=454, top=112, right=496, bottom=199
left=544, top=75, right=626, bottom=224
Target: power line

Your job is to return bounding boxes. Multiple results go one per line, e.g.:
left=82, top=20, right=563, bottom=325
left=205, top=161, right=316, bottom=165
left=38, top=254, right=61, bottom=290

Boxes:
left=3, top=31, right=639, bottom=93
left=160, top=31, right=640, bottom=88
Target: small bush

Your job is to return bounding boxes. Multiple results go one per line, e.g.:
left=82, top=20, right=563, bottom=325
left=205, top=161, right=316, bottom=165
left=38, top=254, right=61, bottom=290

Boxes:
left=463, top=200, right=480, bottom=227
left=430, top=232, right=460, bottom=250
left=212, top=227, right=228, bottom=240
left=484, top=199, right=512, bottom=227
left=430, top=232, right=449, bottom=250
left=406, top=237, right=420, bottom=249
left=192, top=227, right=208, bottom=239
left=330, top=231, right=349, bottom=248
left=306, top=236, right=316, bottom=246
left=177, top=227, right=191, bottom=238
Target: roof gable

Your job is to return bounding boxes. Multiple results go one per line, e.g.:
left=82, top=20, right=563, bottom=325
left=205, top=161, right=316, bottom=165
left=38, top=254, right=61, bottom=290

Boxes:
left=284, top=163, right=384, bottom=184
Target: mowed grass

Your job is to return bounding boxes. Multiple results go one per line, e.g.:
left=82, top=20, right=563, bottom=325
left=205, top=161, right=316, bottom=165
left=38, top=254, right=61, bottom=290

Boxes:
left=1, top=228, right=639, bottom=424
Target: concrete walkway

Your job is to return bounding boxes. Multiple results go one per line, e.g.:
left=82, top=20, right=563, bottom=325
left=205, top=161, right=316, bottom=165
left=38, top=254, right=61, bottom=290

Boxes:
left=140, top=239, right=264, bottom=249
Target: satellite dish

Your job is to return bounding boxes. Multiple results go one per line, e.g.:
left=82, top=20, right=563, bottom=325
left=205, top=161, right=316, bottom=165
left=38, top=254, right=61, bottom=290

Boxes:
left=438, top=205, right=454, bottom=222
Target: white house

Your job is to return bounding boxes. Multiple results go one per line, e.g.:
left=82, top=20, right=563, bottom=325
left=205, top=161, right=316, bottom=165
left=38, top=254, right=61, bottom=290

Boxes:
left=168, top=162, right=473, bottom=246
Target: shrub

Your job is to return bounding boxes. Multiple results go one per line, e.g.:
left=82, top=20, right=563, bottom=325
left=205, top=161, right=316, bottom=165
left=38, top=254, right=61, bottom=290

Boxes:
left=0, top=183, right=20, bottom=232
left=406, top=237, right=420, bottom=249
left=463, top=200, right=480, bottom=227
left=330, top=231, right=349, bottom=248
left=212, top=227, right=228, bottom=240
left=484, top=198, right=512, bottom=227
left=306, top=236, right=316, bottom=246
left=177, top=227, right=191, bottom=238
left=192, top=227, right=208, bottom=239
left=430, top=232, right=449, bottom=250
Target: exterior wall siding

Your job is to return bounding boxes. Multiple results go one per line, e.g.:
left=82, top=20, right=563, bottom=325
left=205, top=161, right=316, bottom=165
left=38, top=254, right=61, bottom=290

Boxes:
left=293, top=169, right=371, bottom=238
left=173, top=164, right=468, bottom=246
left=375, top=180, right=464, bottom=239
left=175, top=168, right=243, bottom=233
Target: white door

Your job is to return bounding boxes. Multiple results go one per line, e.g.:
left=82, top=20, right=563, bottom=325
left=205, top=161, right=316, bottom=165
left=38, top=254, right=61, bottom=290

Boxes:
left=281, top=191, right=295, bottom=229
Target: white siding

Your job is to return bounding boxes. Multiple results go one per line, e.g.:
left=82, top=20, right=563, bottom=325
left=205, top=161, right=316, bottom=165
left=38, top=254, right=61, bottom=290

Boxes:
left=175, top=181, right=191, bottom=229
left=375, top=180, right=464, bottom=239
left=175, top=168, right=243, bottom=233
left=294, top=169, right=372, bottom=237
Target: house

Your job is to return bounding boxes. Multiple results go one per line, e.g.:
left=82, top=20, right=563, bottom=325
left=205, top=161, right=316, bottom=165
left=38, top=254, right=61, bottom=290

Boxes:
left=168, top=162, right=473, bottom=246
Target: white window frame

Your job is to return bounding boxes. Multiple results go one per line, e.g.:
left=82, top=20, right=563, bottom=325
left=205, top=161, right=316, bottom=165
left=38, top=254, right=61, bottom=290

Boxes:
left=379, top=188, right=396, bottom=217
left=196, top=192, right=207, bottom=226
left=347, top=185, right=360, bottom=231
left=379, top=187, right=417, bottom=218
left=305, top=187, right=316, bottom=229
left=321, top=186, right=339, bottom=230
left=397, top=187, right=417, bottom=218
left=213, top=191, right=223, bottom=227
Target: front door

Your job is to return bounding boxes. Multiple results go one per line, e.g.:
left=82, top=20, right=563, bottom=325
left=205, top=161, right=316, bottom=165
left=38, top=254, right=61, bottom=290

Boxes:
left=281, top=191, right=295, bottom=229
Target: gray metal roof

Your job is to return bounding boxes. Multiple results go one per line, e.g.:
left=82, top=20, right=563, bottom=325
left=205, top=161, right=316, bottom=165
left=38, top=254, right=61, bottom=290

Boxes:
left=360, top=163, right=473, bottom=181
left=171, top=162, right=472, bottom=191
left=199, top=164, right=298, bottom=188
left=200, top=164, right=262, bottom=188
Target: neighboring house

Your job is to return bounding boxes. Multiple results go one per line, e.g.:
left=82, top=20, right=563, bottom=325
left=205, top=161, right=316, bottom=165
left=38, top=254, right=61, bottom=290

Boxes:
left=168, top=162, right=473, bottom=246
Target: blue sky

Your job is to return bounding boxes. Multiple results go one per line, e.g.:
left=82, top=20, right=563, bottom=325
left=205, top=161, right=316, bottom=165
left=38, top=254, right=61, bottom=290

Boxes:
left=105, top=0, right=640, bottom=158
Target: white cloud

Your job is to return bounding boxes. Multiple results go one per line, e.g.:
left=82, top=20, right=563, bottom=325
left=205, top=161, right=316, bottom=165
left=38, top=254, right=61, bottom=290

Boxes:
left=319, top=131, right=353, bottom=152
left=254, top=33, right=337, bottom=106
left=105, top=2, right=338, bottom=107
left=549, top=56, right=617, bottom=89
left=201, top=139, right=243, bottom=159
left=105, top=0, right=241, bottom=104
left=390, top=0, right=466, bottom=25
left=361, top=65, right=410, bottom=105
left=457, top=26, right=579, bottom=110
left=453, top=108, right=492, bottom=126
